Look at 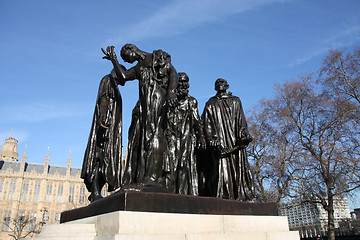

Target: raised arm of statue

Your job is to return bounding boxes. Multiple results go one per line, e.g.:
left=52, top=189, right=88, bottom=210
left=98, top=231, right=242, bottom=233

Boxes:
left=102, top=46, right=137, bottom=84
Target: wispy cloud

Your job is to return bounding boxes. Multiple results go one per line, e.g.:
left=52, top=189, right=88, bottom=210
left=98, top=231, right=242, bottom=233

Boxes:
left=286, top=23, right=360, bottom=68
left=110, top=0, right=288, bottom=44
left=285, top=47, right=330, bottom=69
left=326, top=23, right=360, bottom=44
left=0, top=101, right=92, bottom=123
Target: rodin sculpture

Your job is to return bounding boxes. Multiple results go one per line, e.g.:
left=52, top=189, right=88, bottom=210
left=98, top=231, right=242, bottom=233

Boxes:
left=81, top=44, right=256, bottom=203
left=102, top=44, right=178, bottom=188
left=201, top=78, right=255, bottom=201
left=81, top=69, right=123, bottom=203
left=64, top=58, right=278, bottom=225
left=165, top=72, right=206, bottom=195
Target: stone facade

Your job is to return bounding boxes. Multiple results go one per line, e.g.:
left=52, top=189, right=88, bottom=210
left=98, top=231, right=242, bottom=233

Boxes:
left=0, top=134, right=109, bottom=240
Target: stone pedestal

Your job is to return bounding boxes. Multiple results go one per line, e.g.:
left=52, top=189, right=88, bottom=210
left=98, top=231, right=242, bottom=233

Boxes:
left=28, top=191, right=299, bottom=240
left=30, top=210, right=299, bottom=240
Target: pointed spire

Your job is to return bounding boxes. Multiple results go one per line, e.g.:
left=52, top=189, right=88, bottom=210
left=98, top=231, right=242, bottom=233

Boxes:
left=67, top=149, right=72, bottom=165
left=9, top=129, right=13, bottom=138
left=20, top=144, right=27, bottom=171
left=21, top=144, right=27, bottom=162
left=45, top=147, right=50, bottom=163
left=66, top=149, right=72, bottom=176
left=44, top=147, right=50, bottom=174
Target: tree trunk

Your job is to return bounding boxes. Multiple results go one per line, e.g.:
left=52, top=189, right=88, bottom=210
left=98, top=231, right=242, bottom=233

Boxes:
left=327, top=194, right=335, bottom=240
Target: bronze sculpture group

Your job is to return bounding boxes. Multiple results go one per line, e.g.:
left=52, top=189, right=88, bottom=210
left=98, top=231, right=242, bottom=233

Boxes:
left=81, top=44, right=255, bottom=203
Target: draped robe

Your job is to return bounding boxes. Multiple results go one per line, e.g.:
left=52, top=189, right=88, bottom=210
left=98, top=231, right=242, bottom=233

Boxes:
left=123, top=52, right=175, bottom=186
left=81, top=73, right=122, bottom=192
left=202, top=93, right=254, bottom=201
left=165, top=96, right=203, bottom=195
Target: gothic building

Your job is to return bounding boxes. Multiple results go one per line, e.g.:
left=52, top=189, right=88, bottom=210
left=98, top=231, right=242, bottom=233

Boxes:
left=0, top=132, right=92, bottom=239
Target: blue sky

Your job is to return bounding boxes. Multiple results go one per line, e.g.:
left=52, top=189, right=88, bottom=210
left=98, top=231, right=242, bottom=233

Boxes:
left=1, top=0, right=359, bottom=206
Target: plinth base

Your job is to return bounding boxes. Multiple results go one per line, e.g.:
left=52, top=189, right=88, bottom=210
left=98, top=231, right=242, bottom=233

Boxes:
left=61, top=191, right=278, bottom=223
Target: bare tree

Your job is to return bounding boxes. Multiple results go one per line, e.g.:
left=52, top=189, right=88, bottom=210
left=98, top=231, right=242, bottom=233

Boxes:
left=247, top=47, right=360, bottom=240
left=5, top=215, right=41, bottom=240
left=320, top=47, right=360, bottom=110
left=248, top=98, right=300, bottom=203
left=278, top=77, right=360, bottom=240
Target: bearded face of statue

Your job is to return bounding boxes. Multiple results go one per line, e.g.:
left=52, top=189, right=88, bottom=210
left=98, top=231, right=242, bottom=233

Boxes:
left=177, top=73, right=190, bottom=99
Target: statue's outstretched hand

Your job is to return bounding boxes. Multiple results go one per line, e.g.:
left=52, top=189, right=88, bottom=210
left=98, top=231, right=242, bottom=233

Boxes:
left=101, top=46, right=116, bottom=61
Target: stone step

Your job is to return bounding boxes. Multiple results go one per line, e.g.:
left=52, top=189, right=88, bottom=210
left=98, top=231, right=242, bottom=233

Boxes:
left=95, top=231, right=300, bottom=240
left=29, top=237, right=95, bottom=240
left=97, top=234, right=185, bottom=240
left=186, top=231, right=300, bottom=240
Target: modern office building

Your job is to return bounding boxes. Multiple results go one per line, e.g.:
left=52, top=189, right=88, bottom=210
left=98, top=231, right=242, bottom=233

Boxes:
left=0, top=133, right=98, bottom=240
left=279, top=197, right=351, bottom=238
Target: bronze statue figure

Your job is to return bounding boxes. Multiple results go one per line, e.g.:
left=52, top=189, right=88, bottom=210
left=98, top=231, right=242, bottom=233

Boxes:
left=201, top=78, right=255, bottom=201
left=102, top=44, right=178, bottom=189
left=81, top=69, right=123, bottom=202
left=82, top=44, right=257, bottom=203
left=165, top=72, right=206, bottom=195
